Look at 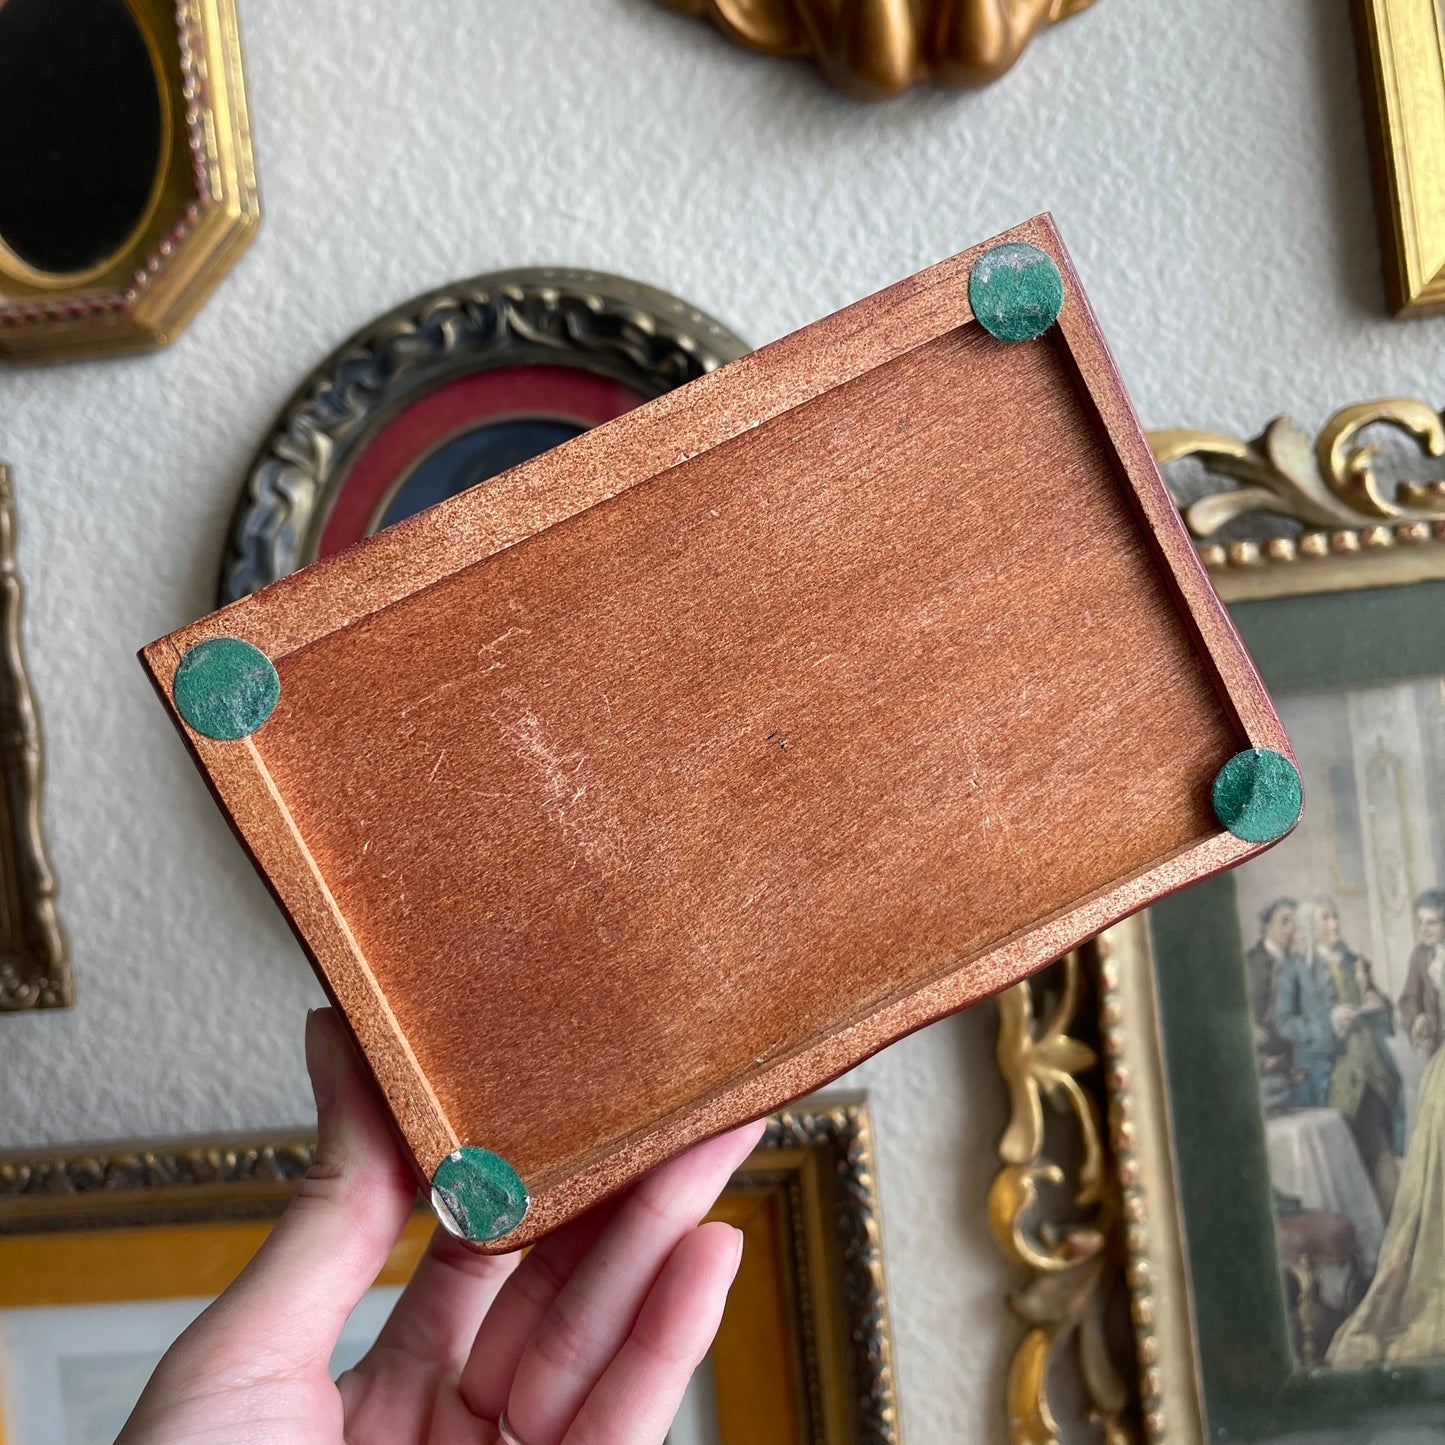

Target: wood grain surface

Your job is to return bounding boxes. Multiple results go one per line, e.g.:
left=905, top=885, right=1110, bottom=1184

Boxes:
left=141, top=217, right=1295, bottom=1250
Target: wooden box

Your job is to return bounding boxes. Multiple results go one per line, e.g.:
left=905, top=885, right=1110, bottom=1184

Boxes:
left=142, top=218, right=1298, bottom=1251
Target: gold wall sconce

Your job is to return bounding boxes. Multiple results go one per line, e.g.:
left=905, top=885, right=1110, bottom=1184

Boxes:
left=0, top=0, right=258, bottom=363
left=660, top=0, right=1097, bottom=99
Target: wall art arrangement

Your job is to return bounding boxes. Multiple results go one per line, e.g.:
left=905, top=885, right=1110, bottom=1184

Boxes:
left=658, top=0, right=1097, bottom=98
left=1355, top=0, right=1445, bottom=317
left=0, top=1101, right=897, bottom=1445
left=4, top=2, right=1445, bottom=1440
left=995, top=402, right=1445, bottom=1442
left=0, top=0, right=257, bottom=362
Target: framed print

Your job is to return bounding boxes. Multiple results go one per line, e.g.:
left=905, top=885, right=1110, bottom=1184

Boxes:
left=1355, top=0, right=1445, bottom=316
left=0, top=0, right=258, bottom=362
left=219, top=269, right=748, bottom=604
left=992, top=398, right=1445, bottom=1442
left=0, top=1100, right=897, bottom=1445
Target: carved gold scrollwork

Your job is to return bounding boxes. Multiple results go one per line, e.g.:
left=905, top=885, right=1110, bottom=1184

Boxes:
left=1151, top=398, right=1445, bottom=568
left=991, top=947, right=1135, bottom=1445
left=660, top=0, right=1097, bottom=98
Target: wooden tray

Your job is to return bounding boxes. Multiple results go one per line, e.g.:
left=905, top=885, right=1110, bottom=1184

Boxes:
left=142, top=217, right=1298, bottom=1251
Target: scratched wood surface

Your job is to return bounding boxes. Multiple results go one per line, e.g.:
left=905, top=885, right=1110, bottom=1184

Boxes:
left=142, top=217, right=1294, bottom=1250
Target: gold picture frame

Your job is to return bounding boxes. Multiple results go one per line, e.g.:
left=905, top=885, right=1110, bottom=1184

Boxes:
left=0, top=466, right=67, bottom=1012
left=1355, top=0, right=1445, bottom=316
left=0, top=1100, right=897, bottom=1444
left=993, top=401, right=1445, bottom=1442
left=0, top=0, right=258, bottom=363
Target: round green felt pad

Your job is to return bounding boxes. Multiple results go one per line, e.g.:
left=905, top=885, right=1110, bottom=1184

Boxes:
left=431, top=1147, right=530, bottom=1244
left=1211, top=748, right=1302, bottom=845
left=172, top=637, right=280, bottom=741
left=968, top=242, right=1064, bottom=343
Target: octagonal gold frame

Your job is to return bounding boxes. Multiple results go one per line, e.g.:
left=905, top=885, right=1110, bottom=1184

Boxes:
left=0, top=0, right=258, bottom=363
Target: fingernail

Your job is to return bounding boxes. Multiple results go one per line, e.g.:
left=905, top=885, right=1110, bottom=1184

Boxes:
left=305, top=1008, right=339, bottom=1115
left=731, top=1224, right=745, bottom=1274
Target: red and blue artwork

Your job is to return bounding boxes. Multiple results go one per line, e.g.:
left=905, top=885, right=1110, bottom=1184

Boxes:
left=316, top=365, right=647, bottom=559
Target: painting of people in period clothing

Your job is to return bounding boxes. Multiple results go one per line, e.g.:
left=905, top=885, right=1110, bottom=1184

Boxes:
left=1227, top=677, right=1445, bottom=1368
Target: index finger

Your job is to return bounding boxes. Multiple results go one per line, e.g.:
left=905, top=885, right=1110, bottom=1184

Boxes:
left=458, top=1120, right=763, bottom=1436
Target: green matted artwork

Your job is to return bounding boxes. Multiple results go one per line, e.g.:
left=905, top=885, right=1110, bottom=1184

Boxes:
left=1148, top=576, right=1445, bottom=1439
left=991, top=401, right=1445, bottom=1443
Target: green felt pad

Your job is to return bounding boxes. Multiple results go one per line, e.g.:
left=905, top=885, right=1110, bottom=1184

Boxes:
left=172, top=637, right=280, bottom=741
left=968, top=241, right=1064, bottom=343
left=431, top=1147, right=530, bottom=1243
left=1211, top=748, right=1302, bottom=845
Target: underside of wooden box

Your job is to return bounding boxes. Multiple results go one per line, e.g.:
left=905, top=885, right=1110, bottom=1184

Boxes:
left=142, top=216, right=1296, bottom=1251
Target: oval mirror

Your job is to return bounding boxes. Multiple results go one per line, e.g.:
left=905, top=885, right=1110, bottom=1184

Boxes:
left=0, top=0, right=163, bottom=276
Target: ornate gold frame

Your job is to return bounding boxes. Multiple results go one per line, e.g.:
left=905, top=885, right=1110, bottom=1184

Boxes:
left=1355, top=0, right=1445, bottom=316
left=0, top=1100, right=897, bottom=1445
left=0, top=466, right=67, bottom=1012
left=0, top=0, right=258, bottom=363
left=991, top=398, right=1445, bottom=1442
left=219, top=269, right=748, bottom=602
left=991, top=944, right=1134, bottom=1444
left=659, top=0, right=1097, bottom=99
left=1156, top=397, right=1445, bottom=602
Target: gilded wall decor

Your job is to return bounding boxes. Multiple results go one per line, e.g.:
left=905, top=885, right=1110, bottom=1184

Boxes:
left=1154, top=398, right=1445, bottom=600
left=219, top=269, right=746, bottom=603
left=994, top=405, right=1445, bottom=1442
left=991, top=946, right=1135, bottom=1445
left=0, top=466, right=68, bottom=1012
left=660, top=0, right=1098, bottom=98
left=0, top=0, right=258, bottom=362
left=1355, top=0, right=1445, bottom=316
left=0, top=1101, right=898, bottom=1445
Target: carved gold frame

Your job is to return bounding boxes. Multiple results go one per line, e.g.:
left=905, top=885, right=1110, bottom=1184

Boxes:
left=992, top=398, right=1445, bottom=1442
left=0, top=0, right=258, bottom=362
left=219, top=269, right=747, bottom=603
left=0, top=466, right=67, bottom=1012
left=1355, top=0, right=1445, bottom=316
left=0, top=1100, right=897, bottom=1445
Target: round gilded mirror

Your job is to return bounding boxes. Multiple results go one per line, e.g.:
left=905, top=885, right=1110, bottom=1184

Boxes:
left=0, top=0, right=164, bottom=276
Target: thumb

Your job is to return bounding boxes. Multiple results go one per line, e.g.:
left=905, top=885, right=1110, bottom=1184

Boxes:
left=185, top=1008, right=420, bottom=1371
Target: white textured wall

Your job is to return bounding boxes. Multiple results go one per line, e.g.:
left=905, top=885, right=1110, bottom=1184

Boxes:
left=2, top=1, right=1440, bottom=1439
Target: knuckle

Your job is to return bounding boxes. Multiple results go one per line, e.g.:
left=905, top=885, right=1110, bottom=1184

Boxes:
left=431, top=1234, right=514, bottom=1287
left=628, top=1185, right=676, bottom=1233
left=291, top=1157, right=348, bottom=1203
left=627, top=1319, right=699, bottom=1378
left=510, top=1248, right=570, bottom=1310
left=528, top=1299, right=594, bottom=1375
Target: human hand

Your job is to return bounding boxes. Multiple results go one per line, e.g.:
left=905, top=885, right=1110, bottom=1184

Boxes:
left=117, top=1008, right=762, bottom=1445
left=1330, top=1003, right=1359, bottom=1037
left=1412, top=1013, right=1437, bottom=1051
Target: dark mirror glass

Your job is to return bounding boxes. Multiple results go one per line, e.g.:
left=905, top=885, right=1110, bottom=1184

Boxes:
left=0, top=0, right=163, bottom=275
left=377, top=419, right=588, bottom=532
